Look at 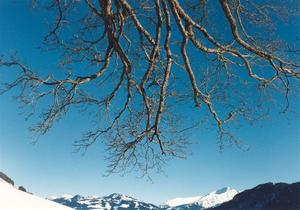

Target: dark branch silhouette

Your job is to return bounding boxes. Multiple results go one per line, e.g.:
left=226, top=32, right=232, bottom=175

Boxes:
left=1, top=0, right=299, bottom=176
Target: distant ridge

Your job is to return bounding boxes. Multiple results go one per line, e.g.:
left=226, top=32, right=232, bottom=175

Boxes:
left=51, top=183, right=300, bottom=210
left=50, top=187, right=237, bottom=210
left=51, top=192, right=160, bottom=210
left=207, top=182, right=300, bottom=210
left=164, top=187, right=238, bottom=209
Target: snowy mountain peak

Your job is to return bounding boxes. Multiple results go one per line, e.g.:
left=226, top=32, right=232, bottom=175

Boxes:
left=51, top=193, right=160, bottom=210
left=104, top=193, right=134, bottom=201
left=164, top=187, right=238, bottom=209
left=196, top=187, right=238, bottom=209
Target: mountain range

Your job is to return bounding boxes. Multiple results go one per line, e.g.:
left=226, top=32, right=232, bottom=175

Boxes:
left=50, top=183, right=300, bottom=210
left=50, top=193, right=159, bottom=210
left=49, top=187, right=237, bottom=210
left=0, top=171, right=299, bottom=210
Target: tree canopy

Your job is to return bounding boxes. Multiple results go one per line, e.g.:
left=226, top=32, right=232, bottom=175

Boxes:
left=1, top=0, right=299, bottom=176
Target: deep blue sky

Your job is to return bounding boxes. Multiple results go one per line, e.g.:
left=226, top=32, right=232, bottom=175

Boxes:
left=0, top=0, right=299, bottom=205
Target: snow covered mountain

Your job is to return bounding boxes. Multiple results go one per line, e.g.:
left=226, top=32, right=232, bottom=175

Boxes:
left=50, top=193, right=160, bottom=210
left=51, top=183, right=300, bottom=210
left=206, top=182, right=300, bottom=210
left=163, top=187, right=238, bottom=209
left=0, top=177, right=73, bottom=210
left=50, top=187, right=237, bottom=210
left=1, top=171, right=298, bottom=210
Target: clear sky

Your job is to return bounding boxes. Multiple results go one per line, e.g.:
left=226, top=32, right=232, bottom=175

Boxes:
left=0, top=0, right=299, bottom=205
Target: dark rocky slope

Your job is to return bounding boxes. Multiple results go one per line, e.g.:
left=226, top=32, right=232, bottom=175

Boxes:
left=208, top=182, right=300, bottom=210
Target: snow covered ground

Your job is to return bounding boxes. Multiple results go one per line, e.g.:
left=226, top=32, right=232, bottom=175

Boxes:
left=0, top=178, right=73, bottom=210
